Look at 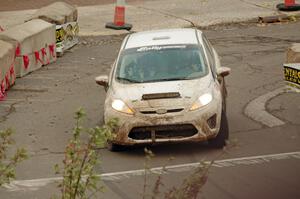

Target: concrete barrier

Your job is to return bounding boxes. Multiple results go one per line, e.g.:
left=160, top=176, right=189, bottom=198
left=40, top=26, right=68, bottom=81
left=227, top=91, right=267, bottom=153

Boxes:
left=0, top=40, right=15, bottom=99
left=286, top=43, right=300, bottom=63
left=0, top=19, right=56, bottom=77
left=29, top=2, right=78, bottom=24
left=28, top=2, right=79, bottom=56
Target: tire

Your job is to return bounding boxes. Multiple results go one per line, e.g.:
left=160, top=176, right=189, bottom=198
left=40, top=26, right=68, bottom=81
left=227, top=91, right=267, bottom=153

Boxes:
left=107, top=141, right=125, bottom=152
left=276, top=3, right=300, bottom=11
left=208, top=111, right=229, bottom=148
left=222, top=98, right=227, bottom=113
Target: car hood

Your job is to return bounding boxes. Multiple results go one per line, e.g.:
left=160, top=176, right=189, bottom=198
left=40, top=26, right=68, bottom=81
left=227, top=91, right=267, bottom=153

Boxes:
left=111, top=75, right=212, bottom=109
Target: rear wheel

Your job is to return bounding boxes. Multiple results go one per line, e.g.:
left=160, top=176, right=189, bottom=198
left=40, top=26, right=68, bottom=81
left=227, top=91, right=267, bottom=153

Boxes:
left=208, top=111, right=229, bottom=148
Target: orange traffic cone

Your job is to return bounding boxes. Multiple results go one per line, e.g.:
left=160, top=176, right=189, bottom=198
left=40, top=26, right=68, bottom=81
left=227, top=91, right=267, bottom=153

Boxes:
left=277, top=0, right=300, bottom=11
left=106, top=0, right=132, bottom=30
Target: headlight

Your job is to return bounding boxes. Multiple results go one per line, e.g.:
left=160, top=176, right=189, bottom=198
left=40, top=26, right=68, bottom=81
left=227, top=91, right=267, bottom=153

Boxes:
left=112, top=99, right=134, bottom=114
left=190, top=93, right=213, bottom=111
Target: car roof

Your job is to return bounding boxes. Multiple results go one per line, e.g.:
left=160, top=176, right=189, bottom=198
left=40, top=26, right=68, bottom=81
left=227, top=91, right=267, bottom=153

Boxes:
left=125, top=28, right=201, bottom=49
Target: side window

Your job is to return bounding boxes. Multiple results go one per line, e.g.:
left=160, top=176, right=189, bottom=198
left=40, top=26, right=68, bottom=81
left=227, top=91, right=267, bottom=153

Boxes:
left=202, top=35, right=217, bottom=77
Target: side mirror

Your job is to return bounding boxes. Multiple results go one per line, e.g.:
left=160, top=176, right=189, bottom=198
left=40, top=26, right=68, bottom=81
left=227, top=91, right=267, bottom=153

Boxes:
left=95, top=75, right=109, bottom=89
left=217, top=67, right=231, bottom=77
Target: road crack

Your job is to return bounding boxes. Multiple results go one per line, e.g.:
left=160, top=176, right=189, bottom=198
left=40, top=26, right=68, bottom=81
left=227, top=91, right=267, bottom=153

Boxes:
left=0, top=100, right=24, bottom=123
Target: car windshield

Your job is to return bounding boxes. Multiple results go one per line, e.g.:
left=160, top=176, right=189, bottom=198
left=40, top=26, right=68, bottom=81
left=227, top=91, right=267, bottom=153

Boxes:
left=115, top=44, right=208, bottom=83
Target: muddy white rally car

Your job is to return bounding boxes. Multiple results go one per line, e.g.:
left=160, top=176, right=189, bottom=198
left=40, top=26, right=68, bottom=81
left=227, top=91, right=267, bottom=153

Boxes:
left=95, top=28, right=230, bottom=151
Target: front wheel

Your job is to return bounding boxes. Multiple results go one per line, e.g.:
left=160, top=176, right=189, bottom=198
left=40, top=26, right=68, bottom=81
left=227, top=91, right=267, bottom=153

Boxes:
left=107, top=141, right=125, bottom=152
left=208, top=111, right=229, bottom=148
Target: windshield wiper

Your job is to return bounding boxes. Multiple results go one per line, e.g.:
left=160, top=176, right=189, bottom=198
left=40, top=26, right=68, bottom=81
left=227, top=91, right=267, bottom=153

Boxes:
left=117, top=77, right=140, bottom=83
left=147, top=77, right=189, bottom=82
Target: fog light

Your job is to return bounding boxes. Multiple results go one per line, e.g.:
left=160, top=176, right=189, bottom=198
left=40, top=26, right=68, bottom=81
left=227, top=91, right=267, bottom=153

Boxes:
left=207, top=114, right=217, bottom=129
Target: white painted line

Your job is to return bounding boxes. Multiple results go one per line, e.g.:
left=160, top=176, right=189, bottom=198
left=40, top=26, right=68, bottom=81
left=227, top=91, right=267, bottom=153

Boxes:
left=244, top=86, right=296, bottom=127
left=3, top=151, right=300, bottom=192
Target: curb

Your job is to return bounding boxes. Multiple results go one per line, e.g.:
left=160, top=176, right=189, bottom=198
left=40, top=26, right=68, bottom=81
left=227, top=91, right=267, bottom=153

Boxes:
left=258, top=12, right=300, bottom=23
left=244, top=87, right=287, bottom=128
left=190, top=12, right=300, bottom=31
left=244, top=85, right=299, bottom=128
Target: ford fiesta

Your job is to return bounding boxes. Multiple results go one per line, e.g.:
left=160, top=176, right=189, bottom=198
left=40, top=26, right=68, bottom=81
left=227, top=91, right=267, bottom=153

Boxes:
left=95, top=28, right=230, bottom=151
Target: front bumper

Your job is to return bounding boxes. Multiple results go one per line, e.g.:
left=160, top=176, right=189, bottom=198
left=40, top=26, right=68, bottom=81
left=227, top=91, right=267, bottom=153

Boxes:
left=104, top=98, right=222, bottom=145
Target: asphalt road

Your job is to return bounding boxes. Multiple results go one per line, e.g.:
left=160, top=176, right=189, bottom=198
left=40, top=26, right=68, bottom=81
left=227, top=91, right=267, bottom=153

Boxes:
left=0, top=21, right=300, bottom=198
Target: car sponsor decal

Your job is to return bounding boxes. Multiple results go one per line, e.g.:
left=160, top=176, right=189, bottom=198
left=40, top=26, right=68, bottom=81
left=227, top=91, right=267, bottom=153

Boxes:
left=137, top=45, right=187, bottom=52
left=284, top=63, right=300, bottom=89
left=55, top=22, right=79, bottom=53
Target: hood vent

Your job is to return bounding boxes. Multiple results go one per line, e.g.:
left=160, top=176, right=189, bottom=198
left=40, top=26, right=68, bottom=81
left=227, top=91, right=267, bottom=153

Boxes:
left=142, top=92, right=181, bottom=100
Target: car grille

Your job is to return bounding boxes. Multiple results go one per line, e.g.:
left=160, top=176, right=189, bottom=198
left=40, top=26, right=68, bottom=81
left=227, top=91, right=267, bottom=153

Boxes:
left=140, top=108, right=184, bottom=115
left=128, top=124, right=198, bottom=140
left=207, top=114, right=217, bottom=129
left=142, top=92, right=181, bottom=100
